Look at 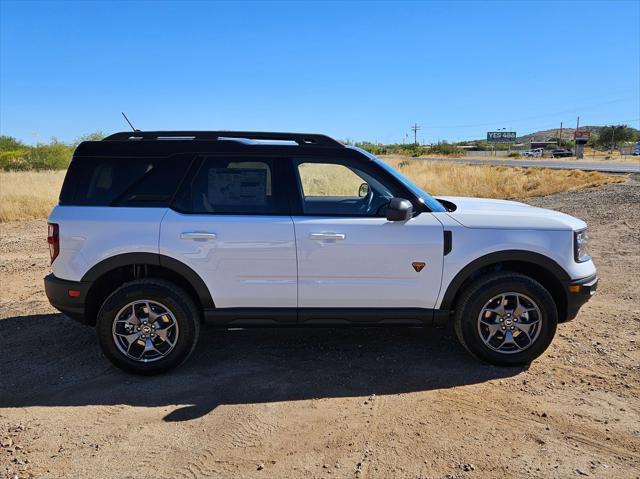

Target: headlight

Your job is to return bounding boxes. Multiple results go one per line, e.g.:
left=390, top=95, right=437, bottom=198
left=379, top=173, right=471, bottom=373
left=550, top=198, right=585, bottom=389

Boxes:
left=574, top=229, right=590, bottom=262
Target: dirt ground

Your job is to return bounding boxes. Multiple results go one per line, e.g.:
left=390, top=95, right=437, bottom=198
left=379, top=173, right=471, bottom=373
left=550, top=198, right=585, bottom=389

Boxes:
left=1, top=177, right=639, bottom=479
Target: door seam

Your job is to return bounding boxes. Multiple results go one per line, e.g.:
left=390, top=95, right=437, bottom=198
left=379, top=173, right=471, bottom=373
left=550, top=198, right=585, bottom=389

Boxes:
left=290, top=215, right=300, bottom=320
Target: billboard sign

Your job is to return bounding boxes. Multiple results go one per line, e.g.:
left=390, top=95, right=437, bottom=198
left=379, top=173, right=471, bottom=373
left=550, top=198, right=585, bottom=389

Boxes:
left=487, top=131, right=517, bottom=143
left=574, top=130, right=591, bottom=139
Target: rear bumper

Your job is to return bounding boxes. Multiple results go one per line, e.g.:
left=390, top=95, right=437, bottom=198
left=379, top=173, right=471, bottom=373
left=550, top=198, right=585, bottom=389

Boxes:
left=44, top=274, right=91, bottom=324
left=562, top=274, right=598, bottom=322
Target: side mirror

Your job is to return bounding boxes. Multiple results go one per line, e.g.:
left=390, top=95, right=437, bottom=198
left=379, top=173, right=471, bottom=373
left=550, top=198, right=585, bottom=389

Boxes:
left=358, top=182, right=369, bottom=197
left=386, top=197, right=413, bottom=221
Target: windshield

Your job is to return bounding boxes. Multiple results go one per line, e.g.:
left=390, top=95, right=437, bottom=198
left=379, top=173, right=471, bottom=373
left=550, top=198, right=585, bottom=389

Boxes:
left=373, top=158, right=447, bottom=213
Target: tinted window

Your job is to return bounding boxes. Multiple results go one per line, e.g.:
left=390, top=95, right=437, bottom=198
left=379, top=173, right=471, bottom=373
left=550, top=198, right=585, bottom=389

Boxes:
left=294, top=158, right=401, bottom=216
left=61, top=156, right=187, bottom=206
left=172, top=157, right=286, bottom=214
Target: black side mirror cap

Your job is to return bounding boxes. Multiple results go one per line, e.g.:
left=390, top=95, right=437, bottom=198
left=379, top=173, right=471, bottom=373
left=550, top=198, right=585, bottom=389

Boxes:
left=386, top=197, right=413, bottom=221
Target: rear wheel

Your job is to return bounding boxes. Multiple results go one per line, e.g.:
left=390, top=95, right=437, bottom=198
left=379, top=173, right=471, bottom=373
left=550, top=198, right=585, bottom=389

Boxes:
left=453, top=272, right=558, bottom=366
left=96, top=279, right=200, bottom=374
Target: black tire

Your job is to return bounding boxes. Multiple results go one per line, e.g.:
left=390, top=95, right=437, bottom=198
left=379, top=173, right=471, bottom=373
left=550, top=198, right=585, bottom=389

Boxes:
left=453, top=272, right=558, bottom=366
left=96, top=279, right=200, bottom=375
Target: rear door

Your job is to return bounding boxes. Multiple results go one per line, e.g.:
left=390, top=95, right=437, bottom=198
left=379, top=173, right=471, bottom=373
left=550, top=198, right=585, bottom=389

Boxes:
left=159, top=156, right=297, bottom=318
left=290, top=157, right=444, bottom=316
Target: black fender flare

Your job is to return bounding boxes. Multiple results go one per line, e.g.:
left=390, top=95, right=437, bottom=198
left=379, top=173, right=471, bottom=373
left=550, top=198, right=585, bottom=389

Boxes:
left=81, top=252, right=215, bottom=308
left=439, top=250, right=570, bottom=310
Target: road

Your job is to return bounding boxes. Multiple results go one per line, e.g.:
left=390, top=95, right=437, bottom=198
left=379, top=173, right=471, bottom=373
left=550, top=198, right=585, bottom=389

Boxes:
left=421, top=157, right=640, bottom=173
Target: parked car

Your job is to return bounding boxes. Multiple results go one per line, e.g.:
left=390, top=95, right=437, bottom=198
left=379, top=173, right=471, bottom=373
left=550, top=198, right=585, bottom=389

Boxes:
left=551, top=148, right=573, bottom=158
left=45, top=131, right=598, bottom=374
left=633, top=142, right=640, bottom=156
left=522, top=148, right=543, bottom=158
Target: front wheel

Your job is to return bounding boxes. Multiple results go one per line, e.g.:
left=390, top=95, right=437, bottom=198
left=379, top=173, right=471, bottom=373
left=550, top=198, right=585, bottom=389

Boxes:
left=96, top=279, right=200, bottom=374
left=453, top=272, right=558, bottom=366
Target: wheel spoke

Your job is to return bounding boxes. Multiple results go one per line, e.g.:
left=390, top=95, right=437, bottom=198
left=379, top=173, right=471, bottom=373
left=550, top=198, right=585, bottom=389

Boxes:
left=142, top=338, right=160, bottom=355
left=513, top=296, right=536, bottom=318
left=127, top=337, right=144, bottom=356
left=481, top=320, right=502, bottom=340
left=154, top=324, right=173, bottom=342
left=514, top=318, right=539, bottom=337
left=145, top=301, right=161, bottom=322
left=486, top=296, right=506, bottom=317
left=117, top=304, right=140, bottom=326
left=117, top=332, right=140, bottom=345
left=498, top=330, right=516, bottom=349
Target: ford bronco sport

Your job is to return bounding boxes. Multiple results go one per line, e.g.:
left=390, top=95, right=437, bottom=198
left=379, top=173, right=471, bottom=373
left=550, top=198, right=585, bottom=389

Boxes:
left=44, top=131, right=598, bottom=374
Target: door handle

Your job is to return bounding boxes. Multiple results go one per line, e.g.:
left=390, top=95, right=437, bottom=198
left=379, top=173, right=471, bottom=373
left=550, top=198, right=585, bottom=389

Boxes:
left=309, top=233, right=346, bottom=240
left=180, top=232, right=217, bottom=240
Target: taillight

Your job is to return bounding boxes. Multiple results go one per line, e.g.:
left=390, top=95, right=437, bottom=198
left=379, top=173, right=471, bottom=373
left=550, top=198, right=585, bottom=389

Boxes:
left=47, top=223, right=59, bottom=264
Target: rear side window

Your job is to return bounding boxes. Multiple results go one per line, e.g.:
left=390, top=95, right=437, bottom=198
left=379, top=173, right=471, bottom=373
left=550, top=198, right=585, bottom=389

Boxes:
left=172, top=157, right=287, bottom=215
left=60, top=156, right=188, bottom=206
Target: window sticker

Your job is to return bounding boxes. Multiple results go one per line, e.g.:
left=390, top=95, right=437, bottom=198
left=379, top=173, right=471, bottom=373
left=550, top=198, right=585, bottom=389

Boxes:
left=208, top=168, right=267, bottom=206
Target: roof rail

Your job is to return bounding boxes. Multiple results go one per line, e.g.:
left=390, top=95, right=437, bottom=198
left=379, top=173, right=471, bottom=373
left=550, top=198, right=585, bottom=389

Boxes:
left=101, top=131, right=344, bottom=148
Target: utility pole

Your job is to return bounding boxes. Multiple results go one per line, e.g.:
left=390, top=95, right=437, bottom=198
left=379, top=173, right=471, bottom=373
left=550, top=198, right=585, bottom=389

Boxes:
left=611, top=127, right=616, bottom=152
left=575, top=116, right=581, bottom=159
left=411, top=123, right=421, bottom=146
left=559, top=121, right=563, bottom=148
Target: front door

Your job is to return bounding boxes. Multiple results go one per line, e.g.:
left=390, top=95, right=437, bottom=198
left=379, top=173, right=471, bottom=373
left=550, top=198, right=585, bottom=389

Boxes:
left=160, top=156, right=297, bottom=317
left=290, top=158, right=444, bottom=314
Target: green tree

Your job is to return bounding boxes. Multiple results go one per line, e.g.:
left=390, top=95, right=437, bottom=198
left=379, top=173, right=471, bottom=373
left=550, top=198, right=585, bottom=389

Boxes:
left=0, top=135, right=25, bottom=151
left=595, top=125, right=638, bottom=148
left=74, top=131, right=106, bottom=144
left=26, top=139, right=74, bottom=170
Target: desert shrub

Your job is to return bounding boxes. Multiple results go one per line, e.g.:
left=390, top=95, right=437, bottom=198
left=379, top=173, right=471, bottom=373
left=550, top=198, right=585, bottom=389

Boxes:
left=24, top=141, right=74, bottom=170
left=425, top=142, right=462, bottom=156
left=0, top=150, right=31, bottom=170
left=508, top=151, right=521, bottom=158
left=0, top=133, right=103, bottom=171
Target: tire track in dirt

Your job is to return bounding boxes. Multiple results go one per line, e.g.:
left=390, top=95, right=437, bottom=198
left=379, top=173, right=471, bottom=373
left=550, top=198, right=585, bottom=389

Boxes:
left=440, top=389, right=640, bottom=463
left=224, top=412, right=279, bottom=448
left=91, top=405, right=128, bottom=428
left=171, top=411, right=280, bottom=479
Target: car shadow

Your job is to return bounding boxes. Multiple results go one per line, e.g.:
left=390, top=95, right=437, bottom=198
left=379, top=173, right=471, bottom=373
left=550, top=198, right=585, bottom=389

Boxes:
left=0, top=313, right=524, bottom=421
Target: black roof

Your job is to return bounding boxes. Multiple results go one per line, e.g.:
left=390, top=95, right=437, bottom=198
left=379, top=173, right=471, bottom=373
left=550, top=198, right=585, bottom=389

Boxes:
left=75, top=130, right=353, bottom=158
left=103, top=130, right=343, bottom=147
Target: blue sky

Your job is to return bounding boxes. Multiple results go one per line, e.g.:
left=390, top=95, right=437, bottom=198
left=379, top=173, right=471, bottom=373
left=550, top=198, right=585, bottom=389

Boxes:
left=1, top=0, right=639, bottom=144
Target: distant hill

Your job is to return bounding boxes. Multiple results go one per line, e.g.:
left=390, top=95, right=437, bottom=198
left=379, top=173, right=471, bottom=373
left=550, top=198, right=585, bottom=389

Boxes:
left=465, top=125, right=639, bottom=144
left=516, top=126, right=614, bottom=143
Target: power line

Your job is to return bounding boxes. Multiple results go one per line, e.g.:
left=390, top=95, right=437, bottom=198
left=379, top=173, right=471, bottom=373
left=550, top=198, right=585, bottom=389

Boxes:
left=417, top=96, right=639, bottom=129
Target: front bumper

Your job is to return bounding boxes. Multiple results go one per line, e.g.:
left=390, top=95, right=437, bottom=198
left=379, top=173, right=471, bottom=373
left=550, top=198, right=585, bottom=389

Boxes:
left=44, top=273, right=91, bottom=324
left=562, top=274, right=598, bottom=322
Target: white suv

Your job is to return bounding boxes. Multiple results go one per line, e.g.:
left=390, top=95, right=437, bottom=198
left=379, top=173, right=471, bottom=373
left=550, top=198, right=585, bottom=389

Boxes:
left=44, top=131, right=598, bottom=374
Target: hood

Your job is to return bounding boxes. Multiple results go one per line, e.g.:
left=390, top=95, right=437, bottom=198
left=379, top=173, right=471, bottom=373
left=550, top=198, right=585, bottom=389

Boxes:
left=436, top=196, right=587, bottom=231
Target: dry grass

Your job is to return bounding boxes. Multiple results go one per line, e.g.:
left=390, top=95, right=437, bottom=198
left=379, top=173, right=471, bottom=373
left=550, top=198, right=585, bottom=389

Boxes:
left=299, top=162, right=365, bottom=196
left=0, top=164, right=625, bottom=222
left=386, top=158, right=625, bottom=199
left=0, top=170, right=66, bottom=222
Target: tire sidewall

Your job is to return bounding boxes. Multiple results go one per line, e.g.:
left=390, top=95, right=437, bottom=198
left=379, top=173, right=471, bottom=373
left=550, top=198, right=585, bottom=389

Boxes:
left=96, top=281, right=199, bottom=374
left=458, top=275, right=558, bottom=366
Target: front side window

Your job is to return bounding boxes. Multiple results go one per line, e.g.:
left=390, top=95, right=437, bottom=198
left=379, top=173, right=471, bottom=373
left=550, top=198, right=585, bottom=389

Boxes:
left=294, top=159, right=401, bottom=216
left=172, top=157, right=285, bottom=214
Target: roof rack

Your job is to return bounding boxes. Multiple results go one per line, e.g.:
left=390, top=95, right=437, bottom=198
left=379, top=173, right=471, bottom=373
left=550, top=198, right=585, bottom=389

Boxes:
left=102, top=131, right=344, bottom=148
